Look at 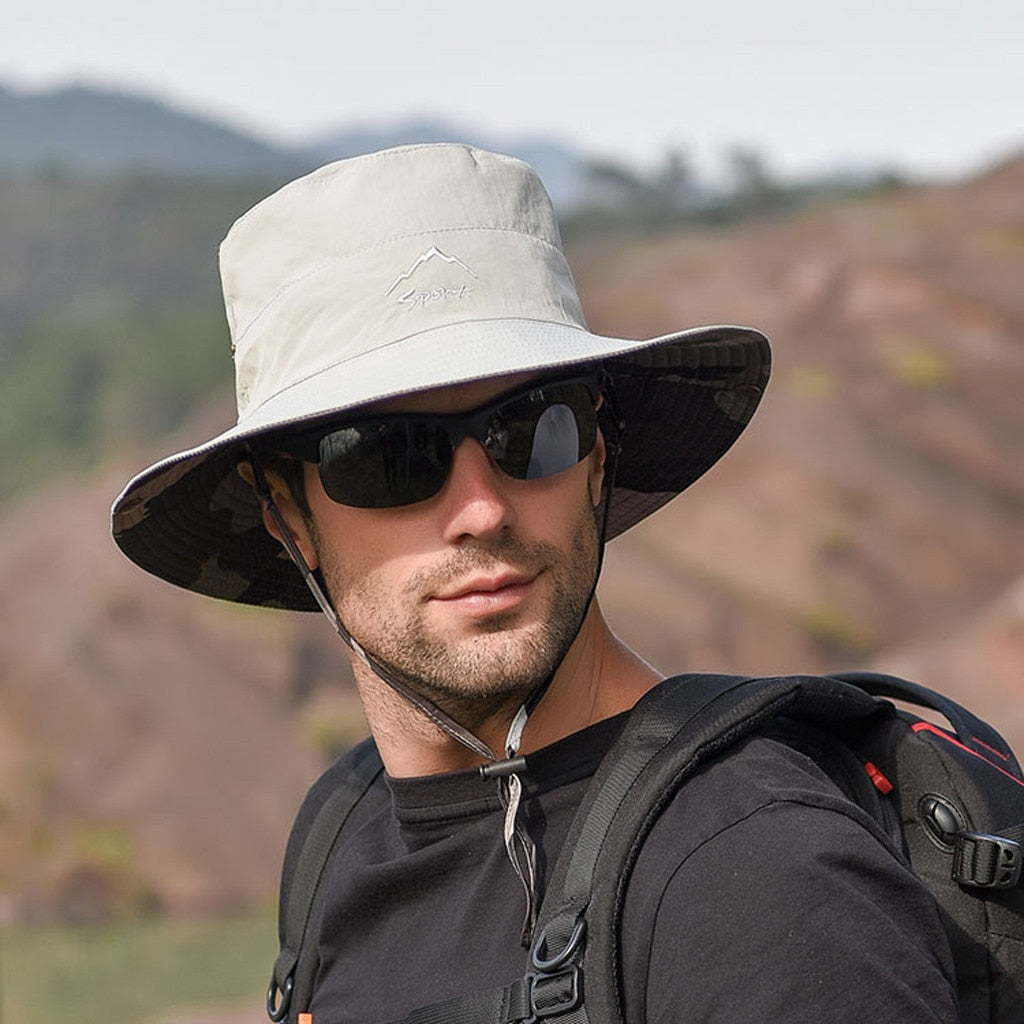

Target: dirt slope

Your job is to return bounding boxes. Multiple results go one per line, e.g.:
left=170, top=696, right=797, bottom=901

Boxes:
left=585, top=157, right=1023, bottom=686
left=0, top=451, right=330, bottom=922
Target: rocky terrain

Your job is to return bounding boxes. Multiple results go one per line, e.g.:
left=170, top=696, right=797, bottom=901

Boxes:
left=1, top=154, right=1021, bottom=931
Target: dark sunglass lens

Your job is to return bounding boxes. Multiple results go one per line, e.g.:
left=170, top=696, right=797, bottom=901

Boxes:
left=495, top=382, right=596, bottom=481
left=317, top=422, right=450, bottom=508
left=525, top=403, right=581, bottom=478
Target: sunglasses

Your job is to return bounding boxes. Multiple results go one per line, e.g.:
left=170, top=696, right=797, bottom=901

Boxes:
left=270, top=374, right=601, bottom=509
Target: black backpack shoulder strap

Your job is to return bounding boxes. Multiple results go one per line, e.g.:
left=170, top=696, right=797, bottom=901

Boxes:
left=529, top=672, right=886, bottom=1024
left=269, top=735, right=388, bottom=1023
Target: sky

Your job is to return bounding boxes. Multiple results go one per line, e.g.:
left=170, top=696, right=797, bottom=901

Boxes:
left=4, top=1, right=1022, bottom=180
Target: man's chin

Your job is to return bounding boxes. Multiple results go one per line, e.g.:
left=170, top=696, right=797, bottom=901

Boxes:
left=405, top=630, right=559, bottom=706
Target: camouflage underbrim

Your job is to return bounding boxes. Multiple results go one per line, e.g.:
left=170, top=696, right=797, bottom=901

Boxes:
left=111, top=324, right=770, bottom=610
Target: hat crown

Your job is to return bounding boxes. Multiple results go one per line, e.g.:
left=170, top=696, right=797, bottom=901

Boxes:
left=112, top=144, right=770, bottom=610
left=219, top=144, right=587, bottom=422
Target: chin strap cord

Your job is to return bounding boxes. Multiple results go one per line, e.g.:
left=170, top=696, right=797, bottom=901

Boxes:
left=496, top=704, right=538, bottom=945
left=250, top=454, right=496, bottom=762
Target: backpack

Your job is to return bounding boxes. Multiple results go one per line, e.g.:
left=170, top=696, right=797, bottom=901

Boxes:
left=267, top=671, right=1024, bottom=1024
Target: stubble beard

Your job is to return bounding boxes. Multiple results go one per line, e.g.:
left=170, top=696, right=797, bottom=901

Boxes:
left=312, top=496, right=600, bottom=731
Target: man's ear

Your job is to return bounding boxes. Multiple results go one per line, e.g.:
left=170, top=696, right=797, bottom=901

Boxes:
left=589, top=431, right=607, bottom=508
left=237, top=460, right=319, bottom=571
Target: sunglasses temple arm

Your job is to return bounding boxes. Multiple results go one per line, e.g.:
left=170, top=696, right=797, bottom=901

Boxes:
left=248, top=453, right=498, bottom=763
left=595, top=372, right=625, bottom=566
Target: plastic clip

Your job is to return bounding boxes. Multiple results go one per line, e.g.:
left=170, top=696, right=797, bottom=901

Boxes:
left=953, top=831, right=1023, bottom=890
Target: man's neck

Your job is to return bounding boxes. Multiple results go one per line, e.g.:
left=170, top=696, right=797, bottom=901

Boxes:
left=352, top=603, right=663, bottom=778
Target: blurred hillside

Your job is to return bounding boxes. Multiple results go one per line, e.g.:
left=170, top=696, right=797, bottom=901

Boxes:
left=0, top=116, right=1022, bottom=927
left=0, top=83, right=305, bottom=179
left=0, top=174, right=268, bottom=494
left=585, top=153, right=1024, bottom=726
left=0, top=82, right=595, bottom=207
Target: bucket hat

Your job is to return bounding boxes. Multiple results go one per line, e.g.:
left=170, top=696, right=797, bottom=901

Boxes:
left=111, top=144, right=770, bottom=611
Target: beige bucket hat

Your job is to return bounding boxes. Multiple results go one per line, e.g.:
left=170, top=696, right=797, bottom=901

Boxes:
left=111, top=144, right=771, bottom=610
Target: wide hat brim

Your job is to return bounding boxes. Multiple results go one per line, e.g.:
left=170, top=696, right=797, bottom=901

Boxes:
left=111, top=318, right=769, bottom=611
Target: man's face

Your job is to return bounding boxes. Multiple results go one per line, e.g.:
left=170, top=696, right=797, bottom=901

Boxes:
left=292, top=373, right=606, bottom=728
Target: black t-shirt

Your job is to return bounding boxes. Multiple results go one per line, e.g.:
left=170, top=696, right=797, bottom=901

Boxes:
left=309, top=712, right=958, bottom=1022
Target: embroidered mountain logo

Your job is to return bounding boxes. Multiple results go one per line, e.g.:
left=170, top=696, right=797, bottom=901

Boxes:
left=385, top=246, right=478, bottom=310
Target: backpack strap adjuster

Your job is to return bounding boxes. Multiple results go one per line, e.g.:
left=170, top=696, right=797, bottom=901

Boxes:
left=953, top=831, right=1023, bottom=890
left=524, top=964, right=581, bottom=1022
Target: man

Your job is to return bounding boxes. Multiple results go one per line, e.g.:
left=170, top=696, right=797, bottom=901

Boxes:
left=112, top=145, right=957, bottom=1021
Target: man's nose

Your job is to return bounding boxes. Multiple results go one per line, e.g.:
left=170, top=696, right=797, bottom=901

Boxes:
left=438, top=438, right=516, bottom=543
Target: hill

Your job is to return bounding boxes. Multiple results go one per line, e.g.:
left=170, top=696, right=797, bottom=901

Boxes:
left=0, top=154, right=1022, bottom=925
left=0, top=433, right=348, bottom=923
left=0, top=173, right=275, bottom=495
left=0, top=79, right=907, bottom=227
left=0, top=83, right=305, bottom=179
left=0, top=82, right=591, bottom=206
left=582, top=151, right=1024, bottom=669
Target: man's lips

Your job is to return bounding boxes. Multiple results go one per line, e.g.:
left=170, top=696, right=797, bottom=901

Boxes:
left=431, top=571, right=539, bottom=616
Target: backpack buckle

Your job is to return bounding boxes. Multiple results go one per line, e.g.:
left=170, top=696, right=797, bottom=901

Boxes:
left=526, top=965, right=581, bottom=1021
left=953, top=831, right=1023, bottom=890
